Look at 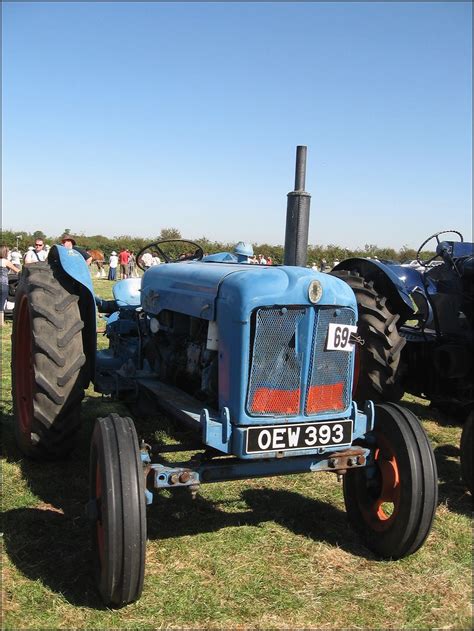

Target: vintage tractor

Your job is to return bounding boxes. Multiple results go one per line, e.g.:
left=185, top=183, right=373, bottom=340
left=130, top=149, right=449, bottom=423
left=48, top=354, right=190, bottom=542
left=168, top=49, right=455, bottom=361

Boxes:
left=11, top=150, right=438, bottom=607
left=331, top=230, right=473, bottom=494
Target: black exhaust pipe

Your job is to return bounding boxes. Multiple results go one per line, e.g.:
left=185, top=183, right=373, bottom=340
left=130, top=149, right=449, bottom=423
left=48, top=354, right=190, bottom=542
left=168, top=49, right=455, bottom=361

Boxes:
left=284, top=145, right=311, bottom=267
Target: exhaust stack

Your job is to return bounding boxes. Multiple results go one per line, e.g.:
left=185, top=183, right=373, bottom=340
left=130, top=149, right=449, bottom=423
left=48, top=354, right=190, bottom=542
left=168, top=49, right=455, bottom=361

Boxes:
left=283, top=145, right=311, bottom=267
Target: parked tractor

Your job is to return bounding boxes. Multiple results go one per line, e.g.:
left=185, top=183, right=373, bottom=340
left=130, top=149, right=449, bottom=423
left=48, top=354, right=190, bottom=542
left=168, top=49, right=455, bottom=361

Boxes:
left=331, top=230, right=473, bottom=494
left=11, top=149, right=438, bottom=607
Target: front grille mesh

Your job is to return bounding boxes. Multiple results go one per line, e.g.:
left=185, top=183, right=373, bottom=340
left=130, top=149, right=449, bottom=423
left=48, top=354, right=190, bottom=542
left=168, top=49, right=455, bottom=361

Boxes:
left=247, top=306, right=354, bottom=417
left=305, top=307, right=355, bottom=415
left=247, top=308, right=305, bottom=416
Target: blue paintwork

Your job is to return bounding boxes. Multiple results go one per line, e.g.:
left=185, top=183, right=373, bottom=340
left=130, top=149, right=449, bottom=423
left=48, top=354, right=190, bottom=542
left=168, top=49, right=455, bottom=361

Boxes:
left=140, top=262, right=358, bottom=435
left=333, top=257, right=415, bottom=320
left=50, top=244, right=95, bottom=293
left=113, top=277, right=142, bottom=307
left=201, top=407, right=232, bottom=454
left=141, top=261, right=356, bottom=321
left=202, top=252, right=238, bottom=262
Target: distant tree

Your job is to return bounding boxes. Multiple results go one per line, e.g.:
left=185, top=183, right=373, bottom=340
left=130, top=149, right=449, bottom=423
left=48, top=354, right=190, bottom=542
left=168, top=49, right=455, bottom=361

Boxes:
left=33, top=230, right=47, bottom=241
left=363, top=243, right=379, bottom=257
left=159, top=228, right=182, bottom=240
left=399, top=245, right=418, bottom=263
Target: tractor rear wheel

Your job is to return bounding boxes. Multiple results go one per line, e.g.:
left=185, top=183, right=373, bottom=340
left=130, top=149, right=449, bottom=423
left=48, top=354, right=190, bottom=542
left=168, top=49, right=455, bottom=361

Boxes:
left=343, top=403, right=437, bottom=559
left=89, top=414, right=147, bottom=607
left=330, top=270, right=406, bottom=403
left=460, top=412, right=472, bottom=494
left=12, top=262, right=87, bottom=459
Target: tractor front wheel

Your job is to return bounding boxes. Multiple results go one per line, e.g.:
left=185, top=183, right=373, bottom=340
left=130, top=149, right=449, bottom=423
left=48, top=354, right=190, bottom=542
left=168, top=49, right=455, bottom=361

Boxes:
left=89, top=413, right=147, bottom=607
left=343, top=402, right=438, bottom=559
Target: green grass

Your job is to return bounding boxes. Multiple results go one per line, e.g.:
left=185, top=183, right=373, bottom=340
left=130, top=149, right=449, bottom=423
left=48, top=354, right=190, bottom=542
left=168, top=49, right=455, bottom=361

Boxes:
left=1, top=277, right=472, bottom=629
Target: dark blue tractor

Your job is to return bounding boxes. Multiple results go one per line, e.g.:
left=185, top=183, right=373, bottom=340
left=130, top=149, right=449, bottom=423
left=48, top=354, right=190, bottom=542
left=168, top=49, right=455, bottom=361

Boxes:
left=11, top=238, right=439, bottom=606
left=331, top=230, right=473, bottom=494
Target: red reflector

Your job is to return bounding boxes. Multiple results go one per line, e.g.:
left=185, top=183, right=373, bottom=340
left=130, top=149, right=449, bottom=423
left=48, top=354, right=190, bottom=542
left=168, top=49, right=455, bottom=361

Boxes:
left=306, top=383, right=344, bottom=413
left=251, top=388, right=300, bottom=414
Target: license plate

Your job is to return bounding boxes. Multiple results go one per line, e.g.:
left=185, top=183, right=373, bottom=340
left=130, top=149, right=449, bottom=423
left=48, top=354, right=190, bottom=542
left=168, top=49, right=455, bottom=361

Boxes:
left=246, top=420, right=353, bottom=454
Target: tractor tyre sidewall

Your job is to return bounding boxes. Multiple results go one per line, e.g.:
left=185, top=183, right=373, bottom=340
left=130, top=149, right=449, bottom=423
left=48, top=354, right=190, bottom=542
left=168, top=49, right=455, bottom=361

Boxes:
left=343, top=403, right=437, bottom=559
left=11, top=263, right=86, bottom=459
left=90, top=414, right=146, bottom=607
left=330, top=271, right=406, bottom=403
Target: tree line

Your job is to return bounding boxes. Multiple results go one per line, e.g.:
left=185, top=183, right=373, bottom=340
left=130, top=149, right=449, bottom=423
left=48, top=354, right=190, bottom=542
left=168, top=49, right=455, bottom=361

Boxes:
left=1, top=227, right=427, bottom=264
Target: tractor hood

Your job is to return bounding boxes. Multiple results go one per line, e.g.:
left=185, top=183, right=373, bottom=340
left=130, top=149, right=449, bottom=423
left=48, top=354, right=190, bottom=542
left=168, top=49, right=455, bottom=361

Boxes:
left=140, top=261, right=356, bottom=320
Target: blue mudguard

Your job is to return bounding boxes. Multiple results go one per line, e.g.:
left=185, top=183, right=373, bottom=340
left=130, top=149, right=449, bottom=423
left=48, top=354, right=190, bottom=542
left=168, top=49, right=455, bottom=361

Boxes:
left=48, top=245, right=97, bottom=382
left=333, top=258, right=415, bottom=321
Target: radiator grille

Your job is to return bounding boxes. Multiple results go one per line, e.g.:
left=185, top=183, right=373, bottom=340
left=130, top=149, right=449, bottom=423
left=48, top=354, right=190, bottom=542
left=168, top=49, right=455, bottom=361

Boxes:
left=247, top=306, right=355, bottom=417
left=247, top=308, right=305, bottom=416
left=305, top=307, right=355, bottom=415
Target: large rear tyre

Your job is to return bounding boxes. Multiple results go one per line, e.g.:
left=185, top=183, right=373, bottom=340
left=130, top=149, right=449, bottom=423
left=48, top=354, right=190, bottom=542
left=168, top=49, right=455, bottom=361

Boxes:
left=89, top=414, right=147, bottom=607
left=330, top=270, right=406, bottom=403
left=12, top=262, right=87, bottom=459
left=460, top=412, right=472, bottom=495
left=343, top=403, right=437, bottom=559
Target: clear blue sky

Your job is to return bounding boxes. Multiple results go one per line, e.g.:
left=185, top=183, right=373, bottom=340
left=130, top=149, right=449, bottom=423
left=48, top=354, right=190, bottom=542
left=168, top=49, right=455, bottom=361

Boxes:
left=2, top=1, right=472, bottom=249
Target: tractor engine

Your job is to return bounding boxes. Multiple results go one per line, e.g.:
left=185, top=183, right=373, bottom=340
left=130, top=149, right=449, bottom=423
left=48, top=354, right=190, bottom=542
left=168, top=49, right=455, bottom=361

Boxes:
left=142, top=310, right=219, bottom=408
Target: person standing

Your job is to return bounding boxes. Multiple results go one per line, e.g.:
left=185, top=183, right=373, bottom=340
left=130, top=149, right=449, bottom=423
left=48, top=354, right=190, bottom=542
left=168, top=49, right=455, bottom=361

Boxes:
left=141, top=251, right=153, bottom=269
left=108, top=251, right=118, bottom=281
left=128, top=251, right=137, bottom=277
left=24, top=239, right=48, bottom=264
left=118, top=248, right=130, bottom=279
left=60, top=234, right=93, bottom=265
left=1, top=245, right=20, bottom=326
left=9, top=248, right=22, bottom=270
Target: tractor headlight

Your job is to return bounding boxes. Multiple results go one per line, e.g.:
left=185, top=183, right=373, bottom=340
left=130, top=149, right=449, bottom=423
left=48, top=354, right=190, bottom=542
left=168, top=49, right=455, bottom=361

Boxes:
left=308, top=280, right=323, bottom=304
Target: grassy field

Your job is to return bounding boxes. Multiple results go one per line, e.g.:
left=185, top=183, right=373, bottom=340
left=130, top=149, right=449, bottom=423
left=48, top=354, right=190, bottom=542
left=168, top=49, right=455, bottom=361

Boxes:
left=1, top=277, right=472, bottom=629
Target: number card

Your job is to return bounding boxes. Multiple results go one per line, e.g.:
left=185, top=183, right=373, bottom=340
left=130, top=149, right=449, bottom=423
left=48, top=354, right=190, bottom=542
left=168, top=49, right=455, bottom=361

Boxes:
left=326, top=323, right=358, bottom=352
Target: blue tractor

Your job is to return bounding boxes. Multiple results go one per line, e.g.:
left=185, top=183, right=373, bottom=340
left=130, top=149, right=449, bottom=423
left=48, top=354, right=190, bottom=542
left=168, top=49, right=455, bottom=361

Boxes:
left=11, top=152, right=438, bottom=607
left=331, top=230, right=473, bottom=494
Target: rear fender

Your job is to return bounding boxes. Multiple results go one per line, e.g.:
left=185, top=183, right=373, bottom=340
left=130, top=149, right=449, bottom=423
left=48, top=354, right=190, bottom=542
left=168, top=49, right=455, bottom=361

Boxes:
left=48, top=245, right=97, bottom=382
left=333, top=258, right=415, bottom=323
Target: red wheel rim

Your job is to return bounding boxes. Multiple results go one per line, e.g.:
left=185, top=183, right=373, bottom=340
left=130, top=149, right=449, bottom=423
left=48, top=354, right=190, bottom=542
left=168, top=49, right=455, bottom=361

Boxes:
left=14, top=295, right=35, bottom=437
left=360, top=434, right=401, bottom=532
left=95, top=462, right=105, bottom=567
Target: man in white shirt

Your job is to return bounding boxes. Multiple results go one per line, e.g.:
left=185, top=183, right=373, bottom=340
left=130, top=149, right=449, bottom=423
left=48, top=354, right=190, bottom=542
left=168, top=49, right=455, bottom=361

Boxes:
left=108, top=251, right=119, bottom=281
left=9, top=248, right=22, bottom=268
left=24, top=240, right=48, bottom=264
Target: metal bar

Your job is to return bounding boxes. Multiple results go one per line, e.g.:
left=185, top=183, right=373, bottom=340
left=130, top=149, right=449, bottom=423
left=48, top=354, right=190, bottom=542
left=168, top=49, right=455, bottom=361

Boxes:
left=137, top=377, right=210, bottom=432
left=294, top=145, right=307, bottom=191
left=284, top=145, right=311, bottom=267
left=150, top=446, right=369, bottom=489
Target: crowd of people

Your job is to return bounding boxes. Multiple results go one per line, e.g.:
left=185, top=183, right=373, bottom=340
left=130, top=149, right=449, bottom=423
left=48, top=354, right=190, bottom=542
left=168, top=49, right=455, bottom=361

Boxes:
left=1, top=235, right=343, bottom=326
left=248, top=253, right=273, bottom=265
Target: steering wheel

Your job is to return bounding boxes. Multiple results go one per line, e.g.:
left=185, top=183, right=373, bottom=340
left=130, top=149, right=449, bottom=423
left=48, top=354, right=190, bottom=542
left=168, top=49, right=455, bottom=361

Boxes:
left=416, top=230, right=464, bottom=267
left=136, top=239, right=204, bottom=272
